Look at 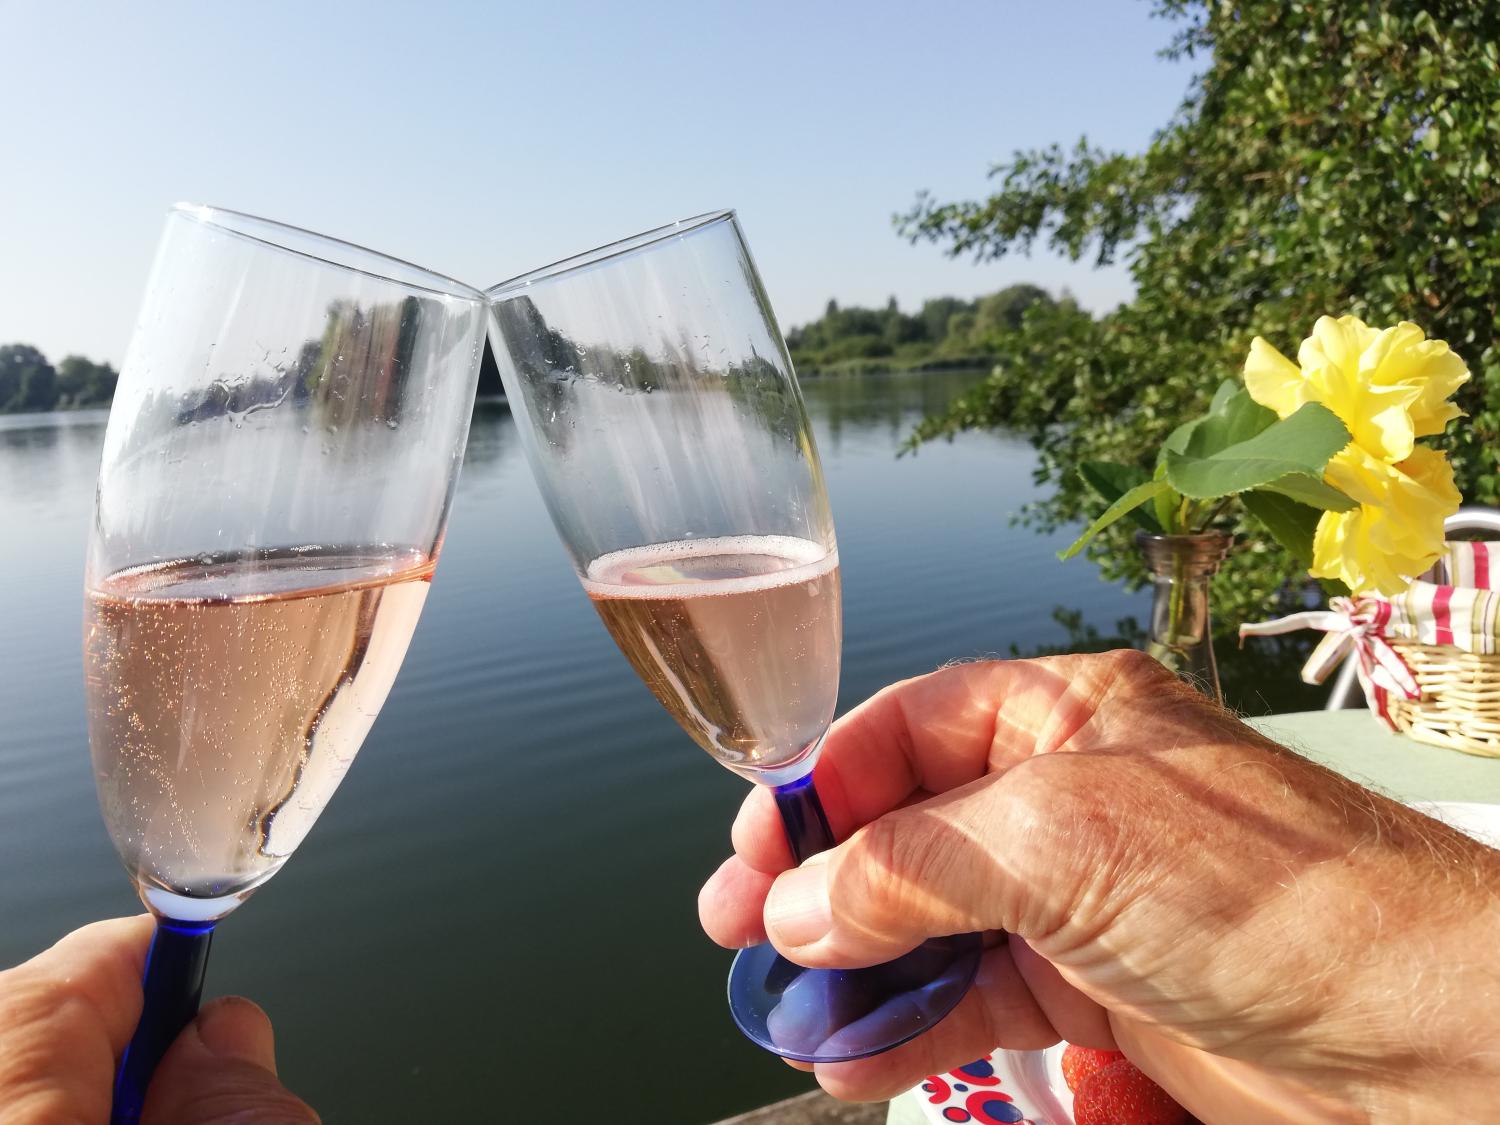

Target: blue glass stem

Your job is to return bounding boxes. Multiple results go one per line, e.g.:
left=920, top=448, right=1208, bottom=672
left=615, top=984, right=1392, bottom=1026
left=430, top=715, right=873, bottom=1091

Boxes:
left=111, top=919, right=216, bottom=1125
left=730, top=770, right=984, bottom=1062
left=773, top=772, right=835, bottom=863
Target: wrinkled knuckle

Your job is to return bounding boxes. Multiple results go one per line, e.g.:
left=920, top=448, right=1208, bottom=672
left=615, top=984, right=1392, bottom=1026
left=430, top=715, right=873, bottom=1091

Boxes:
left=7, top=967, right=98, bottom=1031
left=832, top=817, right=914, bottom=929
left=1090, top=649, right=1223, bottom=732
left=834, top=811, right=962, bottom=933
left=1098, top=647, right=1166, bottom=688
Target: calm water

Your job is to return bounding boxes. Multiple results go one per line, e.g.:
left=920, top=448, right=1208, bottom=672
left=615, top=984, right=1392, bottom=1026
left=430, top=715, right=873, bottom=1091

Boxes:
left=0, top=372, right=1312, bottom=1122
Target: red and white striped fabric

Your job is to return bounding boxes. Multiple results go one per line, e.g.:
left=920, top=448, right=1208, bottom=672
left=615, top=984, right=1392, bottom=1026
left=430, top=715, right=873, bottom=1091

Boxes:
left=1240, top=542, right=1500, bottom=727
left=1387, top=541, right=1500, bottom=654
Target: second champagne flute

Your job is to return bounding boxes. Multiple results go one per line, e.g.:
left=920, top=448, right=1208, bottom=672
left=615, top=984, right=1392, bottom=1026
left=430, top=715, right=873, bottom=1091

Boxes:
left=86, top=205, right=487, bottom=1119
left=486, top=210, right=981, bottom=1062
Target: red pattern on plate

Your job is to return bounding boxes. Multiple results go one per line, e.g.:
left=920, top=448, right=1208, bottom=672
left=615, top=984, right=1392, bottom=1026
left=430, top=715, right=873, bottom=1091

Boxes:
left=918, top=1055, right=1033, bottom=1124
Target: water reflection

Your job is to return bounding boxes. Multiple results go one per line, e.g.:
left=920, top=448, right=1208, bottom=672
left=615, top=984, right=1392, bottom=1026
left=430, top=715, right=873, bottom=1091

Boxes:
left=809, top=369, right=993, bottom=452
left=0, top=410, right=108, bottom=517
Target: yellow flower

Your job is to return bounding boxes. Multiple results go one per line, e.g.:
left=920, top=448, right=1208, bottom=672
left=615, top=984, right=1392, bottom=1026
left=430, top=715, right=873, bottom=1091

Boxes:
left=1245, top=315, right=1466, bottom=461
left=1313, top=445, right=1460, bottom=595
left=1355, top=321, right=1468, bottom=438
left=1243, top=315, right=1469, bottom=596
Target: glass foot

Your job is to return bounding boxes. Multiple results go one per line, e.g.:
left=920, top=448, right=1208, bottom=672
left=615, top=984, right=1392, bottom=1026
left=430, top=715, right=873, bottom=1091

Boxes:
left=727, top=933, right=982, bottom=1062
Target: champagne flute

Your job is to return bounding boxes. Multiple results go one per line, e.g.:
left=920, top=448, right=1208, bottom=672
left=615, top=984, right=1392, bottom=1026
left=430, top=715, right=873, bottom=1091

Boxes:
left=485, top=211, right=981, bottom=1063
left=85, top=205, right=486, bottom=1121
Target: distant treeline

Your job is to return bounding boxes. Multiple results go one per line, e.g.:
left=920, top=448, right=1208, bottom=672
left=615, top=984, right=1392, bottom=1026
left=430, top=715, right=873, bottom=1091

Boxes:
left=786, top=283, right=1076, bottom=375
left=0, top=283, right=1069, bottom=413
left=0, top=344, right=117, bottom=412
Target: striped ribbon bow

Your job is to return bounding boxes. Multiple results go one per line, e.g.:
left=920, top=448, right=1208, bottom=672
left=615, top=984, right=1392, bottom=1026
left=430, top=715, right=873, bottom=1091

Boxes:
left=1239, top=597, right=1419, bottom=729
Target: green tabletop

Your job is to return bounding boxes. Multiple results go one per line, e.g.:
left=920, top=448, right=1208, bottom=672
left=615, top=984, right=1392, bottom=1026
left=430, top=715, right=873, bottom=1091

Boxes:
left=886, top=709, right=1500, bottom=1124
left=1248, top=709, right=1500, bottom=804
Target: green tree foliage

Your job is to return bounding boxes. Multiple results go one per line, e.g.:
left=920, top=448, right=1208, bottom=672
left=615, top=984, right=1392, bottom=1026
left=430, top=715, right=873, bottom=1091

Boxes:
left=900, top=0, right=1500, bottom=630
left=0, top=345, right=116, bottom=412
left=0, top=345, right=57, bottom=412
left=786, top=284, right=1062, bottom=374
left=970, top=283, right=1051, bottom=346
left=911, top=297, right=962, bottom=345
left=56, top=355, right=118, bottom=406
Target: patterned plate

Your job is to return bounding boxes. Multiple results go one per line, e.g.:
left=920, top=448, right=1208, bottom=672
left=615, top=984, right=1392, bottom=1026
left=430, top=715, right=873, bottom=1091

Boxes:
left=909, top=1046, right=1071, bottom=1124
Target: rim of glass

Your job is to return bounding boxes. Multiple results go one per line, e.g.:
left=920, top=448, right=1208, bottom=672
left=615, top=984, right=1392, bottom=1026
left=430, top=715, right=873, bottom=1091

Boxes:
left=485, top=209, right=736, bottom=298
left=170, top=203, right=486, bottom=301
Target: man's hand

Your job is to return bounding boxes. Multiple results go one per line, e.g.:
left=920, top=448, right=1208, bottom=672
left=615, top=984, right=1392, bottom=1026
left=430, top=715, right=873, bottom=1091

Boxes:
left=0, top=915, right=318, bottom=1124
left=698, top=652, right=1500, bottom=1122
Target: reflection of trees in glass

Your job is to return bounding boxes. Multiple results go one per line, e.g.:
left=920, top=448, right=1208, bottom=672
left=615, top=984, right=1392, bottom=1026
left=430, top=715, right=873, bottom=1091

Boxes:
left=721, top=352, right=804, bottom=447
left=298, top=296, right=424, bottom=430
left=488, top=295, right=578, bottom=451
left=173, top=296, right=430, bottom=428
left=491, top=293, right=819, bottom=460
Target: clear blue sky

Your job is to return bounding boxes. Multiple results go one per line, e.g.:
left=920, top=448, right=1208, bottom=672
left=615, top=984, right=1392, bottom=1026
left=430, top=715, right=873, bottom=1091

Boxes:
left=1, top=0, right=1193, bottom=366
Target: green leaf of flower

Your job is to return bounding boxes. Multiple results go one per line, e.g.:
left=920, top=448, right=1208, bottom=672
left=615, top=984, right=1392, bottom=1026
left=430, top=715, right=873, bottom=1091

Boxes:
left=1160, top=416, right=1202, bottom=461
left=1260, top=472, right=1358, bottom=512
left=1241, top=489, right=1322, bottom=566
left=1160, top=382, right=1276, bottom=469
left=1184, top=387, right=1278, bottom=457
left=1163, top=402, right=1351, bottom=500
left=1077, top=461, right=1163, bottom=531
left=1151, top=461, right=1181, bottom=532
left=1059, top=477, right=1171, bottom=560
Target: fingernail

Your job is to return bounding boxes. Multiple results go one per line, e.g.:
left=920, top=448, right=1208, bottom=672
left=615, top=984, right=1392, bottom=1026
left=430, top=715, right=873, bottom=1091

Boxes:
left=195, top=997, right=277, bottom=1073
left=766, top=862, right=832, bottom=948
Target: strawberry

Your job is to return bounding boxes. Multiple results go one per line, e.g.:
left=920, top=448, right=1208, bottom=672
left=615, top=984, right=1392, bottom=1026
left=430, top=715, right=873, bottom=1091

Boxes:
left=1073, top=1058, right=1188, bottom=1125
left=1061, top=1044, right=1125, bottom=1093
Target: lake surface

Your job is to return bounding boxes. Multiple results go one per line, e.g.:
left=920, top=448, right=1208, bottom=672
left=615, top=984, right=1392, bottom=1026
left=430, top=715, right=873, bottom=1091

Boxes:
left=0, top=372, right=1315, bottom=1122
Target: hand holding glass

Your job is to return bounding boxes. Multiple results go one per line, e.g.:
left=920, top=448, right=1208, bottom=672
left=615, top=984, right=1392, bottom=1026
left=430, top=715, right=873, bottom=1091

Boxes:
left=85, top=206, right=485, bottom=1120
left=486, top=211, right=981, bottom=1062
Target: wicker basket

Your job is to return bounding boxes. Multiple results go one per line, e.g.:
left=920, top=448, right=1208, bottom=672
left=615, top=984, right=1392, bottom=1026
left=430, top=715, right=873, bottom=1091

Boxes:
left=1387, top=641, right=1500, bottom=757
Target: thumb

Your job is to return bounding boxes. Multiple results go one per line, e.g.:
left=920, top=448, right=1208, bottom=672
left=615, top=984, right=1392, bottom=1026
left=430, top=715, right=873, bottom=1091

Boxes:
left=763, top=774, right=1023, bottom=968
left=143, top=997, right=319, bottom=1124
